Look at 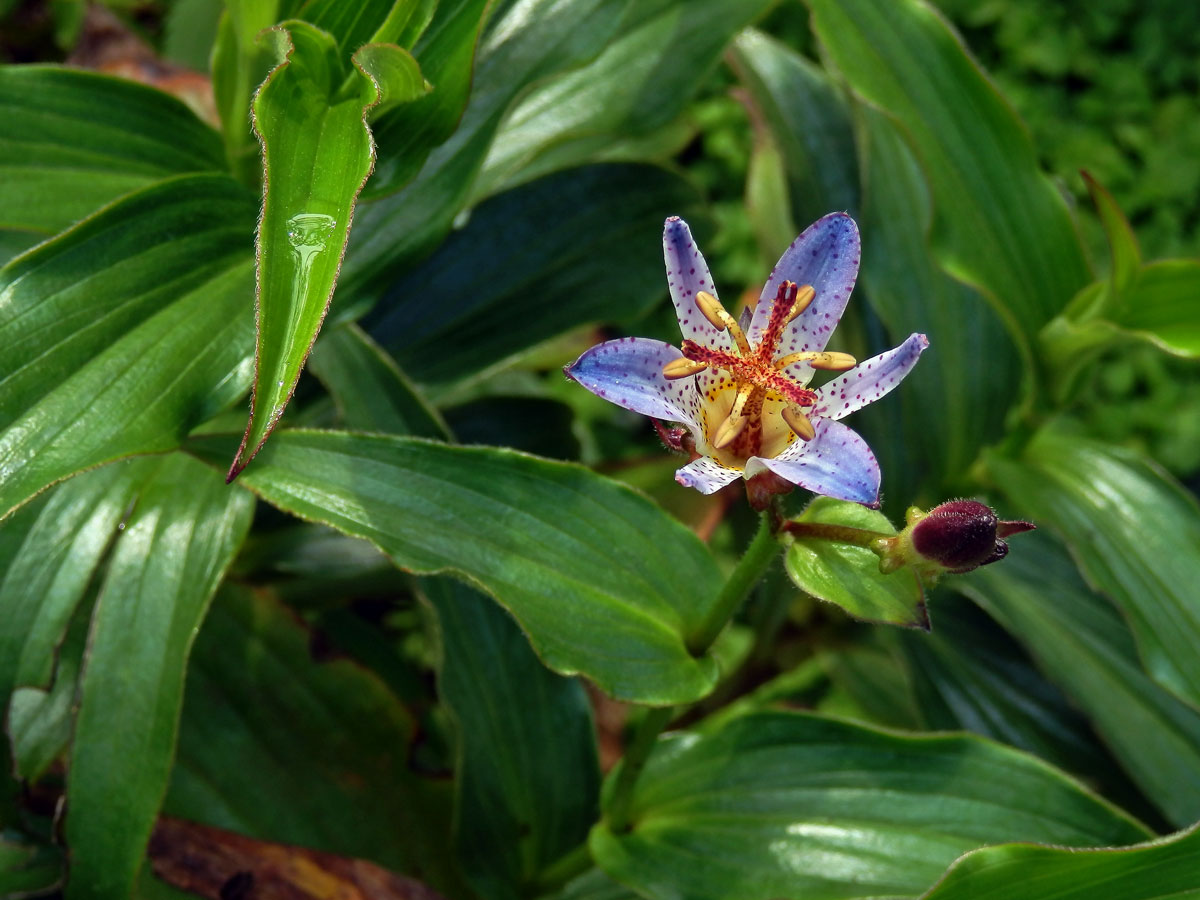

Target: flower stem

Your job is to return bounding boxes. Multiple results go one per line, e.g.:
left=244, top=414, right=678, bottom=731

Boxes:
left=686, top=512, right=779, bottom=655
left=605, top=513, right=783, bottom=835
left=780, top=520, right=892, bottom=548
left=604, top=705, right=675, bottom=834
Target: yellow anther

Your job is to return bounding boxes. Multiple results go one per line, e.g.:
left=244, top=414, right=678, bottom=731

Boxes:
left=781, top=406, right=815, bottom=441
left=774, top=350, right=857, bottom=371
left=712, top=385, right=754, bottom=449
left=662, top=357, right=709, bottom=379
left=784, top=284, right=816, bottom=324
left=696, top=291, right=752, bottom=356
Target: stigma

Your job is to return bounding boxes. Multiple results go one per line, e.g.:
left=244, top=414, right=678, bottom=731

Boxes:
left=662, top=281, right=857, bottom=455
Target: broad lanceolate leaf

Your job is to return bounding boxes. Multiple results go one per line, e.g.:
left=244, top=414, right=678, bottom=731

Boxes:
left=366, top=163, right=707, bottom=385
left=730, top=28, right=860, bottom=226
left=307, top=322, right=450, bottom=437
left=922, top=825, right=1200, bottom=900
left=230, top=22, right=428, bottom=478
left=959, top=530, right=1200, bottom=828
left=0, top=174, right=257, bottom=520
left=989, top=427, right=1200, bottom=708
left=423, top=578, right=599, bottom=900
left=65, top=454, right=254, bottom=900
left=807, top=0, right=1091, bottom=358
left=590, top=712, right=1149, bottom=900
left=299, top=0, right=435, bottom=56
left=474, top=0, right=774, bottom=200
left=341, top=0, right=628, bottom=300
left=189, top=430, right=723, bottom=704
left=165, top=586, right=464, bottom=894
left=0, top=66, right=226, bottom=241
left=784, top=497, right=927, bottom=628
left=1107, top=259, right=1200, bottom=358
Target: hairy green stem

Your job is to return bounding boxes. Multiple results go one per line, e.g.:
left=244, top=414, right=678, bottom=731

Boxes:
left=604, top=513, right=782, bottom=835
left=780, top=520, right=892, bottom=548
left=604, top=705, right=675, bottom=834
left=686, top=512, right=779, bottom=655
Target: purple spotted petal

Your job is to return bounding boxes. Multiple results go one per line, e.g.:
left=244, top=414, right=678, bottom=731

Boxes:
left=745, top=419, right=881, bottom=506
left=749, top=212, right=861, bottom=356
left=663, top=217, right=734, bottom=351
left=813, top=333, right=930, bottom=421
left=675, top=457, right=741, bottom=494
left=564, top=337, right=703, bottom=434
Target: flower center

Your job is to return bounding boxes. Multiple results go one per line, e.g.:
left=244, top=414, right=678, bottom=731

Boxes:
left=662, top=281, right=856, bottom=460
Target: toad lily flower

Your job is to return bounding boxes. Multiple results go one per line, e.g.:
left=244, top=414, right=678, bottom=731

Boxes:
left=565, top=213, right=928, bottom=506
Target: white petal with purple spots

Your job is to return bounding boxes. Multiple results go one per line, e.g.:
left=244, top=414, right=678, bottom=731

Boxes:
left=564, top=337, right=704, bottom=434
left=749, top=212, right=861, bottom=356
left=663, top=217, right=734, bottom=352
left=675, top=456, right=741, bottom=494
left=813, top=333, right=929, bottom=421
left=745, top=418, right=881, bottom=506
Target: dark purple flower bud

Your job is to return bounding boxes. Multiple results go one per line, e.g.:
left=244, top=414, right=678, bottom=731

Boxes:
left=909, top=500, right=1035, bottom=575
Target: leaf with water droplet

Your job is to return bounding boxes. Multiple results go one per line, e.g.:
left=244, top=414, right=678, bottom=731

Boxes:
left=228, top=22, right=428, bottom=481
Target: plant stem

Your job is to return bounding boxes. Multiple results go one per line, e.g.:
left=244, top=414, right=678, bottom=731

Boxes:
left=531, top=839, right=594, bottom=894
left=604, top=705, right=675, bottom=834
left=686, top=512, right=779, bottom=655
left=604, top=514, right=783, bottom=834
left=780, top=520, right=892, bottom=548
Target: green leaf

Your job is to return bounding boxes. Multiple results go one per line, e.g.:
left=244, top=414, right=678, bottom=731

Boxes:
left=989, top=426, right=1200, bottom=708
left=299, top=0, right=432, bottom=56
left=342, top=0, right=628, bottom=299
left=590, top=712, right=1150, bottom=900
left=0, top=174, right=257, bottom=520
left=165, top=584, right=465, bottom=895
left=554, top=869, right=643, bottom=900
left=423, top=577, right=600, bottom=900
left=365, top=163, right=707, bottom=385
left=1108, top=259, right=1200, bottom=358
left=229, top=22, right=427, bottom=478
left=187, top=429, right=723, bottom=704
left=784, top=497, right=927, bottom=629
left=958, top=530, right=1200, bottom=829
left=365, top=0, right=490, bottom=195
left=65, top=454, right=254, bottom=900
left=1083, top=171, right=1141, bottom=291
left=807, top=0, right=1091, bottom=359
left=921, top=825, right=1200, bottom=900
left=0, top=66, right=226, bottom=241
left=474, top=0, right=775, bottom=200
left=0, top=836, right=62, bottom=897
left=730, top=28, right=860, bottom=225
left=307, top=322, right=450, bottom=437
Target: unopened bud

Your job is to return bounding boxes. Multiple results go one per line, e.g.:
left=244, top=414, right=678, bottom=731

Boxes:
left=873, top=499, right=1034, bottom=583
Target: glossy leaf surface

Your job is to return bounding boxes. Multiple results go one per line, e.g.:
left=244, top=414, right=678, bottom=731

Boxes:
left=307, top=322, right=449, bottom=437
left=0, top=174, right=257, bottom=519
left=367, top=163, right=706, bottom=385
left=165, top=585, right=463, bottom=893
left=922, top=826, right=1200, bottom=900
left=0, top=67, right=225, bottom=240
left=475, top=0, right=773, bottom=199
left=424, top=578, right=599, bottom=900
left=65, top=455, right=254, bottom=900
left=808, top=0, right=1091, bottom=357
left=342, top=0, right=628, bottom=299
left=990, top=427, right=1200, bottom=708
left=591, top=712, right=1149, bottom=900
left=784, top=497, right=927, bottom=628
left=960, top=530, right=1200, bottom=828
left=230, top=22, right=427, bottom=477
left=189, top=429, right=722, bottom=704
